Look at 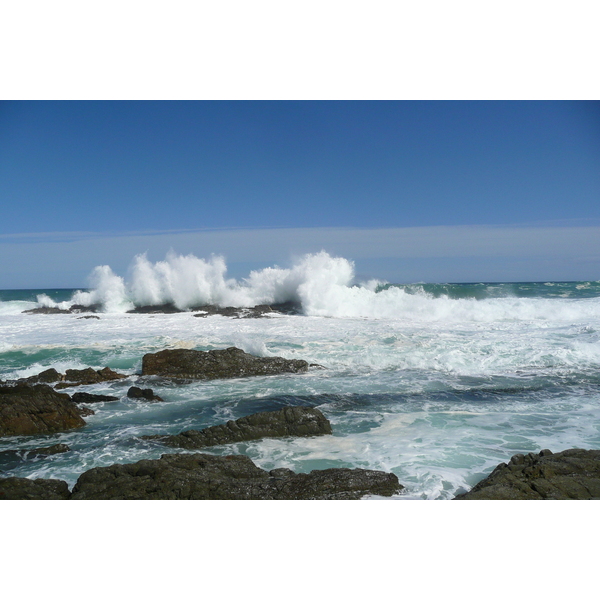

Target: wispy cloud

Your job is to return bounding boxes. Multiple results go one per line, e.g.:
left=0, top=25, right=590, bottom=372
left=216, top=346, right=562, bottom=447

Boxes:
left=1, top=225, right=599, bottom=288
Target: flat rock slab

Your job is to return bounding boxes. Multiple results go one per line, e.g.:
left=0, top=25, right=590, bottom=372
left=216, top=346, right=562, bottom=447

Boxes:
left=69, top=453, right=403, bottom=500
left=0, top=477, right=71, bottom=500
left=455, top=448, right=600, bottom=499
left=143, top=406, right=332, bottom=449
left=141, top=347, right=309, bottom=380
left=0, top=384, right=87, bottom=437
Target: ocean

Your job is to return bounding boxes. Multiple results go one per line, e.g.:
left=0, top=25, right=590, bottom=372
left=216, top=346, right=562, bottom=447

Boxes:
left=2, top=251, right=600, bottom=499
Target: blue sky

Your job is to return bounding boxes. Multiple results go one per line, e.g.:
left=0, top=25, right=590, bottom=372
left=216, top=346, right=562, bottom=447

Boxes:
left=1, top=100, right=599, bottom=287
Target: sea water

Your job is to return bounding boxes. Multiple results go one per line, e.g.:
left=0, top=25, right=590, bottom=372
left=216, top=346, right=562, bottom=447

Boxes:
left=1, top=251, right=600, bottom=499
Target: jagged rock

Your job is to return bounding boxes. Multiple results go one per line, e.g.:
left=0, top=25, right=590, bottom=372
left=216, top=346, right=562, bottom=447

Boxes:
left=54, top=367, right=127, bottom=389
left=22, top=368, right=64, bottom=384
left=77, top=315, right=100, bottom=320
left=70, top=453, right=403, bottom=500
left=141, top=347, right=310, bottom=380
left=143, top=406, right=332, bottom=449
left=71, top=392, right=119, bottom=404
left=127, top=386, right=163, bottom=402
left=0, top=384, right=87, bottom=436
left=0, top=477, right=71, bottom=500
left=454, top=448, right=600, bottom=499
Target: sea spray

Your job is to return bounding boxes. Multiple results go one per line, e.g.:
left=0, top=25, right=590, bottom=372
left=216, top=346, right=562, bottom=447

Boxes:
left=18, top=251, right=600, bottom=323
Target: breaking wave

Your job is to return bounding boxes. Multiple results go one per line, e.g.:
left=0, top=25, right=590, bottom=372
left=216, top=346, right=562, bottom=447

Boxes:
left=31, top=250, right=600, bottom=322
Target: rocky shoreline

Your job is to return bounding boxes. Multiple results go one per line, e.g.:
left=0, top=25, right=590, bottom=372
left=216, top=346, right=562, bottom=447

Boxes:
left=22, top=301, right=303, bottom=318
left=2, top=348, right=600, bottom=500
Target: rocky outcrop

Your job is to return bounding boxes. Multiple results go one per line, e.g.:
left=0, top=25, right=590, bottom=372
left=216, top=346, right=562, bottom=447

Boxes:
left=143, top=406, right=332, bottom=449
left=192, top=304, right=277, bottom=319
left=12, top=366, right=127, bottom=389
left=454, top=448, right=600, bottom=499
left=127, top=303, right=184, bottom=314
left=69, top=453, right=403, bottom=500
left=23, top=304, right=100, bottom=315
left=71, top=392, right=119, bottom=404
left=127, top=387, right=164, bottom=402
left=0, top=477, right=71, bottom=499
left=141, top=347, right=310, bottom=380
left=54, top=367, right=127, bottom=389
left=0, top=384, right=87, bottom=437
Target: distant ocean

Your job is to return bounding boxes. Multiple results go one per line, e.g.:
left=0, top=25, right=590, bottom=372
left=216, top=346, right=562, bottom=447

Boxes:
left=2, top=252, right=600, bottom=499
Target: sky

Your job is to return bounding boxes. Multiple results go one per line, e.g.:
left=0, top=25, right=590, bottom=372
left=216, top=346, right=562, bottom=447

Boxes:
left=1, top=100, right=599, bottom=287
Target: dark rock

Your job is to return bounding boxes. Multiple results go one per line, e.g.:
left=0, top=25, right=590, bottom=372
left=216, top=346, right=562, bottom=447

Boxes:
left=70, top=452, right=403, bottom=500
left=71, top=392, right=119, bottom=404
left=127, top=303, right=184, bottom=314
left=270, top=301, right=303, bottom=315
left=143, top=406, right=332, bottom=449
left=22, top=368, right=64, bottom=384
left=141, top=347, right=309, bottom=380
left=127, top=386, right=163, bottom=402
left=22, top=307, right=71, bottom=315
left=69, top=304, right=101, bottom=313
left=0, top=444, right=70, bottom=466
left=0, top=384, right=87, bottom=437
left=454, top=448, right=600, bottom=499
left=0, top=477, right=71, bottom=500
left=54, top=367, right=127, bottom=389
left=76, top=405, right=95, bottom=417
left=191, top=304, right=278, bottom=319
left=77, top=315, right=100, bottom=320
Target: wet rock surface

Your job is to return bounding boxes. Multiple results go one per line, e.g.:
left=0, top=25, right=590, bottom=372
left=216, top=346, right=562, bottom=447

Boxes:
left=69, top=453, right=403, bottom=500
left=141, top=347, right=310, bottom=380
left=454, top=448, right=600, bottom=499
left=127, top=386, right=164, bottom=402
left=0, top=384, right=87, bottom=437
left=143, top=406, right=332, bottom=449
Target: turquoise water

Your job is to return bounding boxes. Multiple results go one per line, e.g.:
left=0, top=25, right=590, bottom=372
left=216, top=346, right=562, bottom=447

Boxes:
left=2, top=279, right=600, bottom=499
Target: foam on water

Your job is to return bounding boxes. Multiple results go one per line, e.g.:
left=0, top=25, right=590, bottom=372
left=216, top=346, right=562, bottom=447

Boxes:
left=2, top=253, right=600, bottom=499
left=20, top=251, right=600, bottom=326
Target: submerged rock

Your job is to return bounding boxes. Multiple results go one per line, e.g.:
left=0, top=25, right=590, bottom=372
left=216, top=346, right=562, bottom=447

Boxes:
left=454, top=448, right=600, bottom=499
left=0, top=384, right=87, bottom=437
left=141, top=347, right=310, bottom=380
left=143, top=406, right=332, bottom=449
left=127, top=386, right=164, bottom=402
left=70, top=453, right=403, bottom=500
left=0, top=477, right=71, bottom=500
